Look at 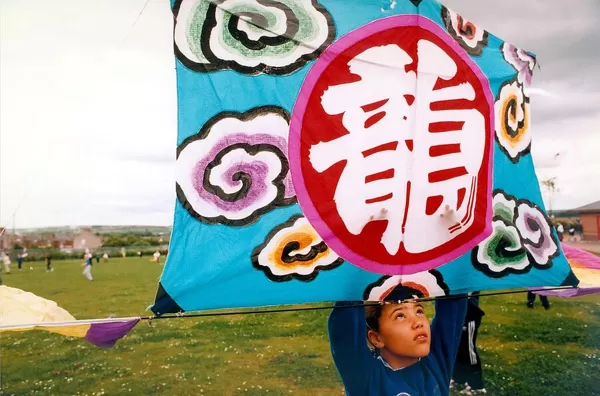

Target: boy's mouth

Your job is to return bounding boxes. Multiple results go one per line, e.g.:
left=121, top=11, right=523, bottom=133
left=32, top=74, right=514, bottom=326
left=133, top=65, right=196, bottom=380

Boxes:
left=413, top=332, right=428, bottom=342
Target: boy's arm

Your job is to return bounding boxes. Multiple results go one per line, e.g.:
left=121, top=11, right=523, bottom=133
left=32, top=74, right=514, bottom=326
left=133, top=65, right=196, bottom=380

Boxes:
left=429, top=296, right=468, bottom=383
left=328, top=301, right=374, bottom=393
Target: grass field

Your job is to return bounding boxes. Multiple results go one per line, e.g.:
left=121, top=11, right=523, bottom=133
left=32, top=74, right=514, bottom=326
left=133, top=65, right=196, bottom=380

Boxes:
left=1, top=257, right=599, bottom=396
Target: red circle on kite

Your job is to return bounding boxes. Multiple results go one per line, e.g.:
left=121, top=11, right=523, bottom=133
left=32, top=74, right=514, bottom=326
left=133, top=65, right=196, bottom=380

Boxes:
left=289, top=15, right=494, bottom=275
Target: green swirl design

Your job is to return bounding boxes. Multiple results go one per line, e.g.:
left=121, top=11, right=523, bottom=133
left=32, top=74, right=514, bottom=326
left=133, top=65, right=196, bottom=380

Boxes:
left=473, top=190, right=556, bottom=278
left=174, top=0, right=335, bottom=75
left=475, top=219, right=529, bottom=275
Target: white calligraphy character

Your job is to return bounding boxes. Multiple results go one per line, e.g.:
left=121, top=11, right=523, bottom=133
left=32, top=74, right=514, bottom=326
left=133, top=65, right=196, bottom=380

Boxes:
left=310, top=40, right=485, bottom=256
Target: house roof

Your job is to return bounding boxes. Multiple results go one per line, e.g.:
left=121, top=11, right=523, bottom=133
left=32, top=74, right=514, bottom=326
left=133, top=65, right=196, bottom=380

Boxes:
left=572, top=200, right=600, bottom=213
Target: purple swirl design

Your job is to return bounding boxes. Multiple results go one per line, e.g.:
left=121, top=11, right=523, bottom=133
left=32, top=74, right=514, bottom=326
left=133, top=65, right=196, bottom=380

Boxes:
left=177, top=106, right=296, bottom=226
left=502, top=43, right=536, bottom=86
left=515, top=202, right=557, bottom=265
left=192, top=132, right=293, bottom=211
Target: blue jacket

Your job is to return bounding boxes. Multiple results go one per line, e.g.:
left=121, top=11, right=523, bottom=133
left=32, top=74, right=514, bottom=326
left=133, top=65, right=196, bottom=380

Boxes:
left=328, top=298, right=468, bottom=396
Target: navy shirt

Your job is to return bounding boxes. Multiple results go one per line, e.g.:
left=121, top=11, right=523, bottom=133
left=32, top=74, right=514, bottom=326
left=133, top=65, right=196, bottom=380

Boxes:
left=328, top=298, right=467, bottom=396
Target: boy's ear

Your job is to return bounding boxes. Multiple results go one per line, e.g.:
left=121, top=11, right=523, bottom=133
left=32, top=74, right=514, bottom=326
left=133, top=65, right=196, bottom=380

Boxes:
left=367, top=329, right=385, bottom=349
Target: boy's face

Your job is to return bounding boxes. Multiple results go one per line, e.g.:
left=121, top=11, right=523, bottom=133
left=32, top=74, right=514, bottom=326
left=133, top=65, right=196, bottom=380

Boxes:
left=371, top=302, right=431, bottom=359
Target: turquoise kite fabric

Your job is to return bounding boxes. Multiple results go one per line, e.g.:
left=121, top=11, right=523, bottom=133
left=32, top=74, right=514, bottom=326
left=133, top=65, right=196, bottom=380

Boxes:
left=153, top=0, right=577, bottom=314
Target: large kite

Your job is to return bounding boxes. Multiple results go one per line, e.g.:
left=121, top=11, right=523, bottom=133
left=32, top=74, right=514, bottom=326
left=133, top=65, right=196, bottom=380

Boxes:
left=153, top=0, right=578, bottom=314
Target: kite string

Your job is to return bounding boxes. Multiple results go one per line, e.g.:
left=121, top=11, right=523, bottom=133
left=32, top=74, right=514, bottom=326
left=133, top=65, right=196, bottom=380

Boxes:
left=120, top=0, right=152, bottom=45
left=0, top=286, right=577, bottom=331
left=0, top=186, right=33, bottom=237
left=141, top=285, right=575, bottom=321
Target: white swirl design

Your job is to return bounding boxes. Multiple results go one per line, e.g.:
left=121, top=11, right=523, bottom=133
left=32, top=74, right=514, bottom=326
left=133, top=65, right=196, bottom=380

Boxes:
left=252, top=214, right=342, bottom=281
left=363, top=271, right=448, bottom=301
left=495, top=79, right=531, bottom=162
left=441, top=5, right=488, bottom=56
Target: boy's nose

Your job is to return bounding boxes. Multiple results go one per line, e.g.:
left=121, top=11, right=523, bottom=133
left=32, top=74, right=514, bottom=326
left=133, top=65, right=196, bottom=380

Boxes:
left=412, top=319, right=423, bottom=329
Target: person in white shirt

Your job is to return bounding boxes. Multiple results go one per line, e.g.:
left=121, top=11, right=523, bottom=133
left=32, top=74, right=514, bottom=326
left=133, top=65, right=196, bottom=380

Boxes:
left=1, top=252, right=11, bottom=274
left=82, top=248, right=93, bottom=281
left=556, top=223, right=564, bottom=241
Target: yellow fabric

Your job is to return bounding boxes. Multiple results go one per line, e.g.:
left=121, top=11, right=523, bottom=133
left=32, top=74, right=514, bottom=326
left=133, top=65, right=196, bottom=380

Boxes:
left=0, top=285, right=90, bottom=337
left=572, top=265, right=600, bottom=288
left=32, top=324, right=90, bottom=338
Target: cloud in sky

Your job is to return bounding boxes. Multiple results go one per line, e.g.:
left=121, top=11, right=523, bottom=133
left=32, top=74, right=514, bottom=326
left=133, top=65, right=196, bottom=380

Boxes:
left=1, top=0, right=598, bottom=228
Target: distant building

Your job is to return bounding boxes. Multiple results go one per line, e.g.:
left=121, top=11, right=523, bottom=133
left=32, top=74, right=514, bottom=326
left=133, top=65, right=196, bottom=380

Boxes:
left=52, top=235, right=74, bottom=250
left=73, top=229, right=103, bottom=249
left=572, top=200, right=600, bottom=241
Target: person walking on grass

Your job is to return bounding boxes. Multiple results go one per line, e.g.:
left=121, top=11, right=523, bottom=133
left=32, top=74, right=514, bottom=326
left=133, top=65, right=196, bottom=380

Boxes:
left=46, top=253, right=53, bottom=272
left=526, top=291, right=550, bottom=309
left=17, top=248, right=27, bottom=271
left=82, top=248, right=93, bottom=281
left=1, top=251, right=12, bottom=274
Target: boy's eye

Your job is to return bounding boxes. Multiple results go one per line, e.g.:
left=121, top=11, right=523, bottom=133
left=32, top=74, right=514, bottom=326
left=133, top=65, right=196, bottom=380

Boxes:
left=416, top=309, right=425, bottom=315
left=395, top=314, right=405, bottom=320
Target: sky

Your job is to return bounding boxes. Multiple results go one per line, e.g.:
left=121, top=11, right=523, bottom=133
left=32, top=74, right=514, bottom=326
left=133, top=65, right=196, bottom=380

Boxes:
left=1, top=0, right=598, bottom=228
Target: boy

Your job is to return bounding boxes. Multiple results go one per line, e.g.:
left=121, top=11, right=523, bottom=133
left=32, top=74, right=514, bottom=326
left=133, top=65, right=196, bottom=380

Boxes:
left=329, top=288, right=467, bottom=395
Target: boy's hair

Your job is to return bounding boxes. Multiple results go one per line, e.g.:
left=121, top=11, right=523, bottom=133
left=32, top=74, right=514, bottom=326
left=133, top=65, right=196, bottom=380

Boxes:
left=365, top=304, right=384, bottom=332
left=365, top=285, right=426, bottom=332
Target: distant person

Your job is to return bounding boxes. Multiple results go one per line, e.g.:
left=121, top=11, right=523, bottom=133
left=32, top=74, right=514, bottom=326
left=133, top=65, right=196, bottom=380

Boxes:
left=17, top=248, right=27, bottom=271
left=95, top=252, right=100, bottom=264
left=153, top=250, right=161, bottom=263
left=46, top=253, right=53, bottom=272
left=120, top=247, right=126, bottom=258
left=571, top=221, right=583, bottom=241
left=2, top=251, right=12, bottom=274
left=102, top=252, right=109, bottom=262
left=82, top=249, right=93, bottom=281
left=556, top=223, right=564, bottom=241
left=568, top=226, right=576, bottom=242
left=527, top=291, right=549, bottom=310
left=452, top=292, right=486, bottom=394
left=137, top=251, right=143, bottom=259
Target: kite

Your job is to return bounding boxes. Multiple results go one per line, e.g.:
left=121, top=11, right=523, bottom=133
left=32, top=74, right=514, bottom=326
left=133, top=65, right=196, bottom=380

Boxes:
left=153, top=0, right=578, bottom=314
left=0, top=286, right=139, bottom=348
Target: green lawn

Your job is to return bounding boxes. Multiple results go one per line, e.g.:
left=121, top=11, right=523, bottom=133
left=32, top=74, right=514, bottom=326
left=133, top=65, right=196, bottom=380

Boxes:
left=1, top=257, right=599, bottom=395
